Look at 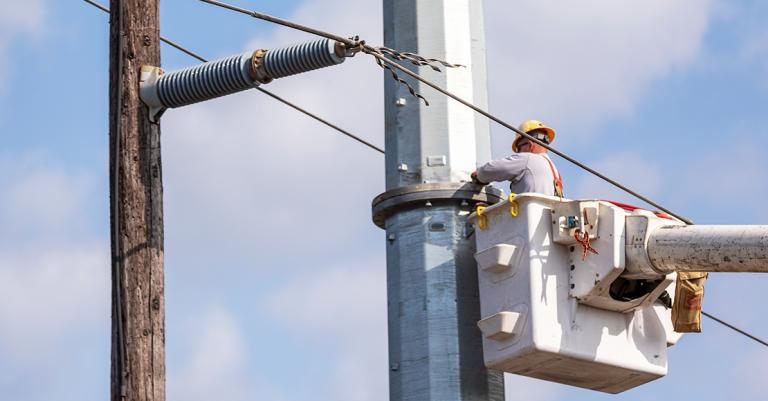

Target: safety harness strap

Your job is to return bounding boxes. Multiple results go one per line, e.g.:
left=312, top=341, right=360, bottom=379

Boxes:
left=542, top=154, right=564, bottom=197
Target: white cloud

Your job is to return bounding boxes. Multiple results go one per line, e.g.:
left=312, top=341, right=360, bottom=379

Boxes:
left=1, top=167, right=89, bottom=238
left=0, top=1, right=46, bottom=34
left=666, top=140, right=768, bottom=223
left=0, top=246, right=108, bottom=364
left=734, top=351, right=768, bottom=398
left=167, top=259, right=389, bottom=401
left=262, top=258, right=388, bottom=401
left=485, top=0, right=715, bottom=149
left=728, top=2, right=768, bottom=90
left=555, top=138, right=768, bottom=223
left=0, top=151, right=97, bottom=242
left=0, top=153, right=108, bottom=399
left=743, top=32, right=768, bottom=89
left=169, top=305, right=288, bottom=401
left=504, top=374, right=563, bottom=401
left=0, top=0, right=46, bottom=97
left=263, top=261, right=386, bottom=337
left=568, top=153, right=662, bottom=204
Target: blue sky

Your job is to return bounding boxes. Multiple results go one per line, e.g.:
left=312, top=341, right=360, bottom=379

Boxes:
left=1, top=1, right=767, bottom=400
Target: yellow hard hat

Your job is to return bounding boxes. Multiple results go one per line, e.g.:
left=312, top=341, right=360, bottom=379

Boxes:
left=512, top=119, right=556, bottom=152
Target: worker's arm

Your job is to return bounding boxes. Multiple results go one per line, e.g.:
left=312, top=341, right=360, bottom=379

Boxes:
left=476, top=154, right=529, bottom=184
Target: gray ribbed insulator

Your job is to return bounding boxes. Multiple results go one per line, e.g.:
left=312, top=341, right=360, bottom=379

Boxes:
left=156, top=53, right=254, bottom=109
left=144, top=39, right=347, bottom=111
left=262, top=38, right=345, bottom=80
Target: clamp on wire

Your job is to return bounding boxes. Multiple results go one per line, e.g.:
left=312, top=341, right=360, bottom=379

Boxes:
left=340, top=35, right=365, bottom=57
left=376, top=46, right=465, bottom=71
left=361, top=44, right=464, bottom=106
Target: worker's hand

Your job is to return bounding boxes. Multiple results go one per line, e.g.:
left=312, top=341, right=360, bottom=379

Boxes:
left=471, top=171, right=487, bottom=185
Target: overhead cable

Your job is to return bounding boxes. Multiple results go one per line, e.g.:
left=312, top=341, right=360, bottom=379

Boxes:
left=198, top=0, right=692, bottom=225
left=83, top=0, right=384, bottom=155
left=251, top=87, right=383, bottom=154
left=702, top=311, right=768, bottom=347
left=199, top=0, right=357, bottom=47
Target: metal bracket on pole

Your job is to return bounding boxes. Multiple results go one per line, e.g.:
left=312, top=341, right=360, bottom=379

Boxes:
left=371, top=182, right=504, bottom=229
left=139, top=65, right=165, bottom=123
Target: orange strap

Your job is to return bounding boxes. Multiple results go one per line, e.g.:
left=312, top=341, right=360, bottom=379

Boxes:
left=574, top=229, right=599, bottom=261
left=542, top=154, right=564, bottom=197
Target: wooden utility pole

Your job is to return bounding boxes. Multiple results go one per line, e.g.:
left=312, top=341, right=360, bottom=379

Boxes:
left=109, top=1, right=165, bottom=400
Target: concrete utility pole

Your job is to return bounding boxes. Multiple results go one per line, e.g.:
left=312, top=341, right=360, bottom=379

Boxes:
left=373, top=1, right=505, bottom=400
left=109, top=1, right=165, bottom=400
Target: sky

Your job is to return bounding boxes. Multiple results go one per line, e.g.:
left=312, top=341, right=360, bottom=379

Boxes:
left=1, top=0, right=767, bottom=400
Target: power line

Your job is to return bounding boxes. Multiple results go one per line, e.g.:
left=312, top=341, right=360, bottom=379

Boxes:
left=200, top=0, right=356, bottom=47
left=198, top=0, right=768, bottom=350
left=702, top=311, right=768, bottom=347
left=83, top=0, right=384, bottom=155
left=253, top=87, right=384, bottom=154
left=199, top=0, right=692, bottom=224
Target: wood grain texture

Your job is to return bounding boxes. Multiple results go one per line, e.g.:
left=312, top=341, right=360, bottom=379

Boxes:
left=109, top=1, right=165, bottom=400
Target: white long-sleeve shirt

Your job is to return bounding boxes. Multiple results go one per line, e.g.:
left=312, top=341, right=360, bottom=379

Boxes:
left=476, top=152, right=561, bottom=196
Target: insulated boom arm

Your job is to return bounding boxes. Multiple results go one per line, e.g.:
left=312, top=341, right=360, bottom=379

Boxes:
left=647, top=225, right=768, bottom=273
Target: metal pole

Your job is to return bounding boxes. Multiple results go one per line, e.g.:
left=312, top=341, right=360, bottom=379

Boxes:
left=648, top=225, right=768, bottom=273
left=374, top=1, right=504, bottom=399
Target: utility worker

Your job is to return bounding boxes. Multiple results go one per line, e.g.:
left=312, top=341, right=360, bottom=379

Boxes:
left=473, top=120, right=705, bottom=334
left=471, top=119, right=564, bottom=197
